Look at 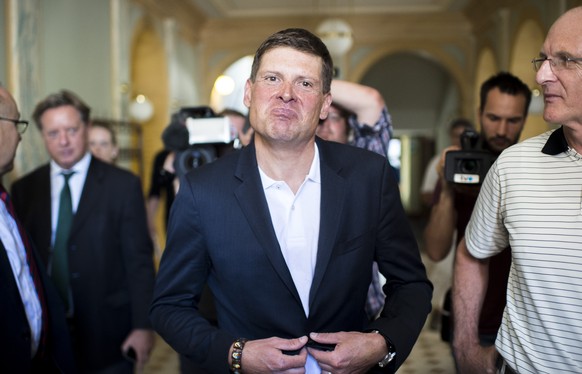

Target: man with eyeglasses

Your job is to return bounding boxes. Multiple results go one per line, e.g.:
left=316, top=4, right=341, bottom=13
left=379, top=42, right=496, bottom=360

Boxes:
left=452, top=6, right=582, bottom=374
left=0, top=84, right=76, bottom=372
left=424, top=72, right=530, bottom=348
left=0, top=115, right=29, bottom=134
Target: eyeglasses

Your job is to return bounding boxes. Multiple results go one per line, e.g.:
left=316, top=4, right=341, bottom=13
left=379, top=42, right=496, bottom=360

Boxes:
left=0, top=116, right=28, bottom=134
left=531, top=56, right=582, bottom=72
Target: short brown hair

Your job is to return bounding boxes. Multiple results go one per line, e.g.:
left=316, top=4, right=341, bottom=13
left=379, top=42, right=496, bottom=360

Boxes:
left=90, top=120, right=118, bottom=146
left=33, top=90, right=91, bottom=130
left=249, top=28, right=334, bottom=94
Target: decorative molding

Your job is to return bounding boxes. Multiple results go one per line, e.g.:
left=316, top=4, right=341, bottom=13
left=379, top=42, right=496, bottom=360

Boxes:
left=130, top=0, right=206, bottom=45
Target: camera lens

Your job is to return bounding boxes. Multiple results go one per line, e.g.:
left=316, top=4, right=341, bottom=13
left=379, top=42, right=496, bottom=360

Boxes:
left=174, top=146, right=217, bottom=176
left=459, top=159, right=479, bottom=173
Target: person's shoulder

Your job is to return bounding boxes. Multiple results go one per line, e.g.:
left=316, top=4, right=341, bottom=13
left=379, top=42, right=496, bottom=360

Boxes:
left=183, top=146, right=242, bottom=181
left=499, top=130, right=554, bottom=160
left=91, top=157, right=140, bottom=182
left=12, top=163, right=50, bottom=188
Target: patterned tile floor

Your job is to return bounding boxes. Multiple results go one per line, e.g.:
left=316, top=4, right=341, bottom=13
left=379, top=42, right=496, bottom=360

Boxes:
left=143, top=335, right=179, bottom=374
left=397, top=322, right=455, bottom=373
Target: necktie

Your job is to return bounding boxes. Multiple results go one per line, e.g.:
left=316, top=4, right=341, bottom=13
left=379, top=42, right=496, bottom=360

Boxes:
left=0, top=185, right=49, bottom=358
left=52, top=172, right=75, bottom=310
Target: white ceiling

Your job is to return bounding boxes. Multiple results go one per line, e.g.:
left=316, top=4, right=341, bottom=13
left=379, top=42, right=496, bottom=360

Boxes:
left=189, top=0, right=470, bottom=18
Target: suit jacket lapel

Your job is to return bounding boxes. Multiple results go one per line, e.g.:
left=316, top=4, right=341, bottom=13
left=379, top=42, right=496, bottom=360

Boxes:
left=70, top=157, right=102, bottom=236
left=37, top=165, right=53, bottom=258
left=309, top=140, right=346, bottom=307
left=233, top=144, right=303, bottom=305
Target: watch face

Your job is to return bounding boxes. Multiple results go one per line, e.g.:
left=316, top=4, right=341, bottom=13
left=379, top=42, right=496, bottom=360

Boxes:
left=371, top=330, right=396, bottom=367
left=378, top=351, right=396, bottom=367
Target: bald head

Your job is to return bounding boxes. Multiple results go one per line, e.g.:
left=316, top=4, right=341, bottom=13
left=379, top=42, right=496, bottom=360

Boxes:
left=546, top=6, right=582, bottom=46
left=536, top=6, right=582, bottom=128
left=0, top=85, right=22, bottom=176
left=0, top=86, right=17, bottom=113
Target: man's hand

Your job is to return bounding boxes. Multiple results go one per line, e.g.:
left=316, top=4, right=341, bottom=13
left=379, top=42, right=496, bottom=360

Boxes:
left=235, top=336, right=309, bottom=373
left=453, top=341, right=497, bottom=374
left=308, top=331, right=387, bottom=374
left=121, top=328, right=155, bottom=373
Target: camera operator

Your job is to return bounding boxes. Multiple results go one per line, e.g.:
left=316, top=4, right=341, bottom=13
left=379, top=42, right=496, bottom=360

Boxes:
left=423, top=72, right=531, bottom=346
left=155, top=107, right=252, bottom=374
left=158, top=107, right=252, bottom=194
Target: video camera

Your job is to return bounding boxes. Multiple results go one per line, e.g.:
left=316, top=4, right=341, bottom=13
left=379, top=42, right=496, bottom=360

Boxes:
left=162, top=106, right=238, bottom=177
left=444, top=129, right=497, bottom=185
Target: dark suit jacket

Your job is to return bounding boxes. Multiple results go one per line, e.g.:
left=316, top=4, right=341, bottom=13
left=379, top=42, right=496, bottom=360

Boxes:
left=150, top=138, right=432, bottom=373
left=11, top=156, right=155, bottom=371
left=0, top=237, right=76, bottom=373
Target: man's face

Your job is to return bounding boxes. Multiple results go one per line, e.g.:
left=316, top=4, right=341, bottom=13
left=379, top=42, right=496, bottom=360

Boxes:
left=316, top=105, right=349, bottom=144
left=89, top=126, right=118, bottom=164
left=536, top=9, right=582, bottom=127
left=0, top=88, right=21, bottom=175
left=244, top=47, right=332, bottom=148
left=40, top=105, right=88, bottom=169
left=479, top=87, right=527, bottom=154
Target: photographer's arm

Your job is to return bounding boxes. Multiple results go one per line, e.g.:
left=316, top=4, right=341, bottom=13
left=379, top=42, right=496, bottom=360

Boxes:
left=331, top=80, right=385, bottom=126
left=423, top=146, right=459, bottom=262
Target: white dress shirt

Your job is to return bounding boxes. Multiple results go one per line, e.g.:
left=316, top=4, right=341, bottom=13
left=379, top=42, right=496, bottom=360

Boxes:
left=260, top=143, right=321, bottom=373
left=49, top=152, right=91, bottom=245
left=0, top=199, right=42, bottom=356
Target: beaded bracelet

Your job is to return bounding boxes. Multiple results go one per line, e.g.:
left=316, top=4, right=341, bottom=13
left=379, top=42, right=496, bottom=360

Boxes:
left=230, top=338, right=248, bottom=373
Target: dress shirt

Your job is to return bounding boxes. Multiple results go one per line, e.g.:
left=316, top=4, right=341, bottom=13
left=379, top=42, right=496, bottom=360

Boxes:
left=350, top=106, right=393, bottom=157
left=0, top=199, right=42, bottom=355
left=259, top=143, right=321, bottom=374
left=50, top=152, right=91, bottom=245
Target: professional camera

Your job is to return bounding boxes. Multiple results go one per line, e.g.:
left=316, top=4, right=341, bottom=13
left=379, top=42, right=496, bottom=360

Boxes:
left=444, top=129, right=497, bottom=185
left=162, top=106, right=238, bottom=177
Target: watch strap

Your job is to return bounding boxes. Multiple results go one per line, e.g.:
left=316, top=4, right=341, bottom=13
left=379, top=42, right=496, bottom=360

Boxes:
left=371, top=330, right=396, bottom=367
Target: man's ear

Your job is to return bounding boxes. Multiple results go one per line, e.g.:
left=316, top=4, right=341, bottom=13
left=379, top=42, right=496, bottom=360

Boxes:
left=243, top=79, right=253, bottom=108
left=319, top=93, right=333, bottom=120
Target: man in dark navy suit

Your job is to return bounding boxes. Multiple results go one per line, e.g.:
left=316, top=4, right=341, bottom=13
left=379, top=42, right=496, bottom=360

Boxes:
left=0, top=83, right=75, bottom=373
left=151, top=28, right=432, bottom=374
left=12, top=90, right=155, bottom=374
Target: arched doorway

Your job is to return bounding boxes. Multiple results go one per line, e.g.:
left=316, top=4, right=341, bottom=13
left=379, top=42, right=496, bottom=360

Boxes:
left=360, top=52, right=459, bottom=214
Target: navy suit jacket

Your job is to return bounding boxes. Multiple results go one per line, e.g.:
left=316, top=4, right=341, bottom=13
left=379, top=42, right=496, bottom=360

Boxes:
left=150, top=138, right=432, bottom=373
left=0, top=236, right=76, bottom=373
left=11, top=156, right=155, bottom=371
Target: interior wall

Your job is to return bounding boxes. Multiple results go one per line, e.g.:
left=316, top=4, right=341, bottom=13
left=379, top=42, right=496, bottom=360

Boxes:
left=0, top=0, right=6, bottom=85
left=130, top=17, right=169, bottom=250
left=473, top=48, right=498, bottom=131
left=360, top=53, right=452, bottom=137
left=360, top=53, right=457, bottom=215
left=40, top=0, right=112, bottom=115
left=510, top=18, right=549, bottom=140
left=434, top=80, right=463, bottom=152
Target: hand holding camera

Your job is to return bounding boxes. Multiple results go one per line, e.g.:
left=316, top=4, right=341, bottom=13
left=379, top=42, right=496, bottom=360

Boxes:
left=444, top=129, right=497, bottom=185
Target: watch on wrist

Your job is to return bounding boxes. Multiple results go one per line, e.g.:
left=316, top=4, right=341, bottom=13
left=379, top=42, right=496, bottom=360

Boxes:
left=371, top=330, right=396, bottom=368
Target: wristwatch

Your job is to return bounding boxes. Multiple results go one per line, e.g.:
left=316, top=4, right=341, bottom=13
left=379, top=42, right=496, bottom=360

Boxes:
left=371, top=330, right=396, bottom=368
